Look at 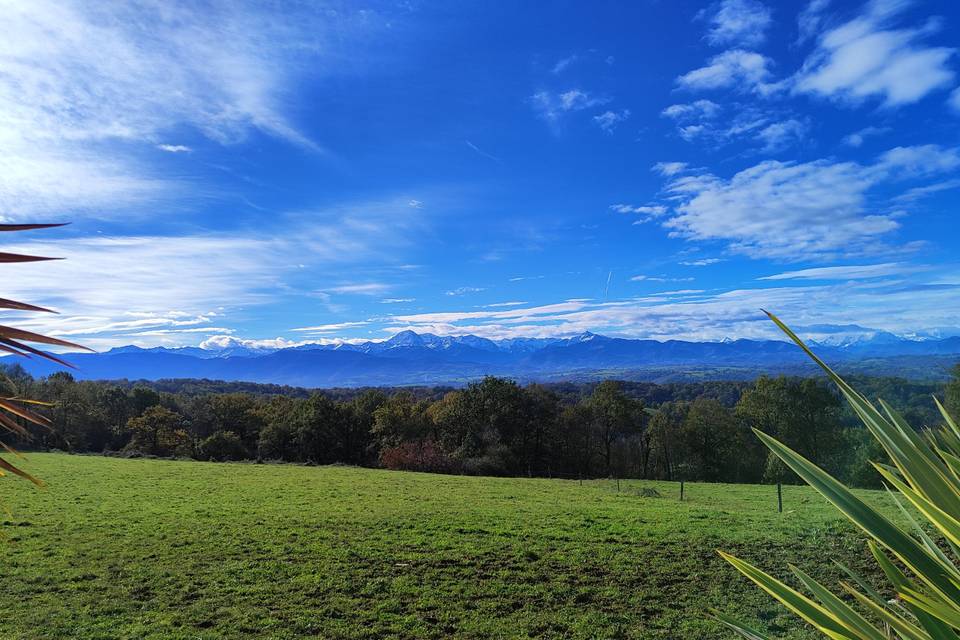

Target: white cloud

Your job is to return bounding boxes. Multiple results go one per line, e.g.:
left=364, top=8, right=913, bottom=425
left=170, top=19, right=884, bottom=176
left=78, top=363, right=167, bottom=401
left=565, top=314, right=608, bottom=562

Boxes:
left=610, top=204, right=668, bottom=218
left=676, top=50, right=773, bottom=92
left=755, top=118, right=809, bottom=152
left=797, top=0, right=831, bottom=45
left=157, top=144, right=191, bottom=153
left=445, top=286, right=486, bottom=296
left=0, top=1, right=382, bottom=220
left=290, top=321, right=370, bottom=334
left=381, top=277, right=960, bottom=343
left=951, top=87, right=960, bottom=112
left=793, top=1, right=955, bottom=107
left=842, top=125, right=890, bottom=147
left=380, top=298, right=415, bottom=304
left=877, top=144, right=960, bottom=176
left=657, top=145, right=960, bottom=260
left=484, top=301, right=528, bottom=308
left=630, top=275, right=695, bottom=283
left=652, top=161, right=689, bottom=176
left=661, top=100, right=722, bottom=120
left=593, top=109, right=631, bottom=133
left=702, top=0, right=773, bottom=48
left=893, top=178, right=960, bottom=202
left=551, top=54, right=579, bottom=74
left=0, top=195, right=429, bottom=348
left=759, top=263, right=908, bottom=280
left=530, top=89, right=612, bottom=129
left=199, top=335, right=319, bottom=350
left=681, top=258, right=724, bottom=266
left=465, top=140, right=501, bottom=162
left=666, top=103, right=802, bottom=151
left=325, top=283, right=391, bottom=296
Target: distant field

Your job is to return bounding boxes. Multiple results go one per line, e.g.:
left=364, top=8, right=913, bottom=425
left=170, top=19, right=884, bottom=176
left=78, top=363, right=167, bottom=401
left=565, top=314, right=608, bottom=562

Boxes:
left=1, top=454, right=895, bottom=639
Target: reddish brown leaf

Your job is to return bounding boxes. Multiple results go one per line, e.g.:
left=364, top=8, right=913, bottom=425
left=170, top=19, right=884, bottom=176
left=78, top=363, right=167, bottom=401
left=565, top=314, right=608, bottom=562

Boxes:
left=0, top=252, right=61, bottom=263
left=0, top=223, right=68, bottom=232
left=0, top=455, right=43, bottom=486
left=0, top=338, right=75, bottom=369
left=0, top=411, right=29, bottom=437
left=0, top=440, right=25, bottom=460
left=0, top=344, right=27, bottom=357
left=0, top=297, right=56, bottom=313
left=0, top=325, right=94, bottom=352
left=0, top=398, right=52, bottom=427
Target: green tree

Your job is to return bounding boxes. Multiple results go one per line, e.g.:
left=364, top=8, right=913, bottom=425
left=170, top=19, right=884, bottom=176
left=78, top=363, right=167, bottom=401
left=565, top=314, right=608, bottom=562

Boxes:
left=588, top=381, right=643, bottom=475
left=647, top=402, right=687, bottom=480
left=736, top=376, right=842, bottom=476
left=125, top=405, right=188, bottom=456
left=680, top=398, right=744, bottom=482
left=292, top=394, right=348, bottom=464
left=199, top=430, right=248, bottom=461
left=372, top=392, right=432, bottom=449
left=946, top=363, right=960, bottom=419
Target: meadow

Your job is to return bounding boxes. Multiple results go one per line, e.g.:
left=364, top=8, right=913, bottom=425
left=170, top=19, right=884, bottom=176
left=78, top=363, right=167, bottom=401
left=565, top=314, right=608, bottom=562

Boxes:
left=1, top=453, right=896, bottom=639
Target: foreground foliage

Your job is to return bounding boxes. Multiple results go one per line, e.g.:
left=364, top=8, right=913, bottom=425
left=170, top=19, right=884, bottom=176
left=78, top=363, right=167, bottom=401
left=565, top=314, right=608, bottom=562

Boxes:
left=0, top=223, right=89, bottom=486
left=719, top=313, right=960, bottom=639
left=1, top=453, right=894, bottom=639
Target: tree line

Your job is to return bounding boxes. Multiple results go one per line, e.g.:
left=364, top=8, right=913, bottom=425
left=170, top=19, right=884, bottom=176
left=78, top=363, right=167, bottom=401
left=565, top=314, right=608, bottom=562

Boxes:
left=1, top=362, right=956, bottom=487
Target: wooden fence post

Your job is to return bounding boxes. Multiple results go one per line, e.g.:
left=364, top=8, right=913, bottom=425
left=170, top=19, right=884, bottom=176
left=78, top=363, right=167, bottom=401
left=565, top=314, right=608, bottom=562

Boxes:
left=777, top=482, right=783, bottom=513
left=680, top=479, right=684, bottom=501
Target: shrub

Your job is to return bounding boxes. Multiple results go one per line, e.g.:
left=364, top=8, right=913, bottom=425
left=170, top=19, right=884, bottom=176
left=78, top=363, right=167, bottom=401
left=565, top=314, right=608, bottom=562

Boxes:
left=379, top=439, right=454, bottom=473
left=716, top=312, right=960, bottom=639
left=198, top=430, right=248, bottom=462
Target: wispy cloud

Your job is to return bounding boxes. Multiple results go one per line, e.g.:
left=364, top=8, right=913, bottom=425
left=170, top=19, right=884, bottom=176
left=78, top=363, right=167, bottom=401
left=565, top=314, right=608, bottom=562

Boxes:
left=593, top=109, right=631, bottom=133
left=0, top=195, right=430, bottom=348
left=291, top=321, right=370, bottom=334
left=465, top=140, right=501, bottom=162
left=676, top=49, right=773, bottom=92
left=551, top=54, right=579, bottom=74
left=755, top=118, right=810, bottom=152
left=0, top=1, right=386, bottom=220
left=530, top=89, right=611, bottom=130
left=610, top=204, right=668, bottom=222
left=156, top=144, right=192, bottom=153
left=631, top=275, right=696, bottom=283
left=793, top=1, right=955, bottom=106
left=950, top=87, right=960, bottom=113
left=324, top=283, right=392, bottom=296
left=662, top=100, right=722, bottom=121
left=700, top=0, right=773, bottom=48
left=842, top=126, right=891, bottom=147
left=797, top=0, right=831, bottom=45
left=652, top=161, right=689, bottom=176
left=445, top=286, right=486, bottom=296
left=759, top=263, right=911, bottom=281
left=680, top=258, right=724, bottom=266
left=383, top=275, right=960, bottom=343
left=656, top=145, right=960, bottom=260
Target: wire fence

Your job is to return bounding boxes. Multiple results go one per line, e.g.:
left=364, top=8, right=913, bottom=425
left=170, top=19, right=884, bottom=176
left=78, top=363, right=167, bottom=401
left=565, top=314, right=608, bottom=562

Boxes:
left=544, top=473, right=787, bottom=511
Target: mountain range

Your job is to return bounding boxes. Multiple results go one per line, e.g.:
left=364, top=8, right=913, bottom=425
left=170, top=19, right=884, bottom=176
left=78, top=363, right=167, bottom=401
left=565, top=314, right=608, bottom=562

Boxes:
left=4, top=330, right=960, bottom=387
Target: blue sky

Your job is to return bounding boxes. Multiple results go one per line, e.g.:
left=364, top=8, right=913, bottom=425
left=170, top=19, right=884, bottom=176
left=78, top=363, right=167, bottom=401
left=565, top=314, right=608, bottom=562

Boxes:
left=2, top=0, right=960, bottom=350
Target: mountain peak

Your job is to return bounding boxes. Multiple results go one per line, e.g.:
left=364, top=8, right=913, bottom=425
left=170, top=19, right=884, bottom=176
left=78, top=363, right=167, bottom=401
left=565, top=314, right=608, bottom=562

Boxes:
left=386, top=330, right=425, bottom=347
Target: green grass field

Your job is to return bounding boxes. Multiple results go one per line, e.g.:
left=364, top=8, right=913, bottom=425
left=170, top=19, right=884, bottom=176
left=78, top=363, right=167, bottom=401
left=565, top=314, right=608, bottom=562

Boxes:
left=1, top=454, right=895, bottom=639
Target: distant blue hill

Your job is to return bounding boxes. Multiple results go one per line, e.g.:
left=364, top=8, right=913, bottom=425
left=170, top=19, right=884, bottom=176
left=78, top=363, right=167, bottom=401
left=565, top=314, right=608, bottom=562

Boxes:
left=5, top=329, right=960, bottom=387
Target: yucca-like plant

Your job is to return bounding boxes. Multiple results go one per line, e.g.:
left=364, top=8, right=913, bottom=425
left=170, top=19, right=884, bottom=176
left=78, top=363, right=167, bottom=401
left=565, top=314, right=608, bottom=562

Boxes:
left=716, top=311, right=960, bottom=639
left=0, top=223, right=91, bottom=487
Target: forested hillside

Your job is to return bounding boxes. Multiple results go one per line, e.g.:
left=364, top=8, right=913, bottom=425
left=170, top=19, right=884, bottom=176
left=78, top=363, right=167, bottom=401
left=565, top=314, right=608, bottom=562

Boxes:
left=2, top=363, right=956, bottom=487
